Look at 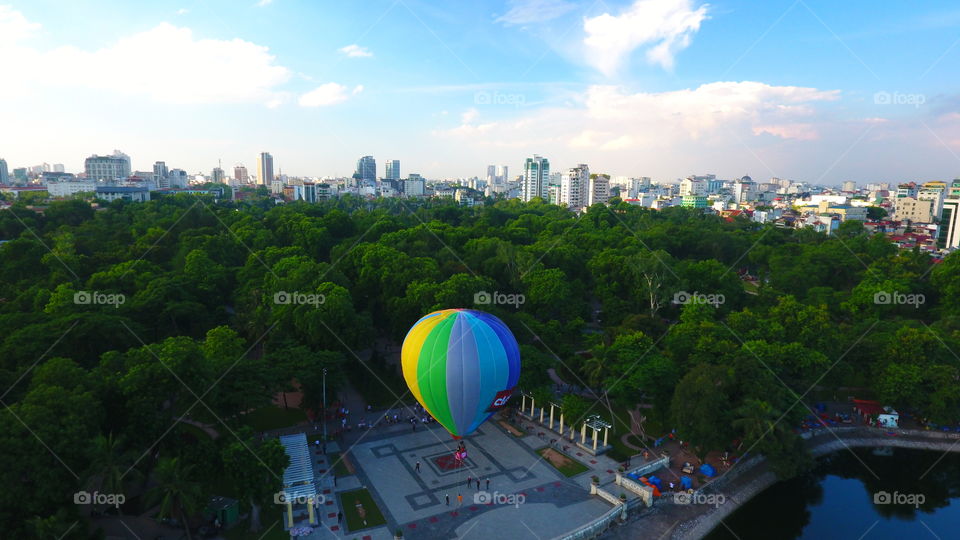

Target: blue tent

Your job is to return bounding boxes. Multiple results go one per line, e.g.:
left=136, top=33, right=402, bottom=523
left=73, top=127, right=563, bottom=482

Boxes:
left=647, top=475, right=662, bottom=487
left=680, top=476, right=693, bottom=490
left=699, top=464, right=716, bottom=477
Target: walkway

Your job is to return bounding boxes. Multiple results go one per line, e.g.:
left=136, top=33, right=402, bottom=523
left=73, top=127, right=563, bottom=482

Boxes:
left=602, top=426, right=960, bottom=540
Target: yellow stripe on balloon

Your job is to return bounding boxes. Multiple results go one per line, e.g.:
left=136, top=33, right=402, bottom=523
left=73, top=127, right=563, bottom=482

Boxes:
left=401, top=309, right=456, bottom=407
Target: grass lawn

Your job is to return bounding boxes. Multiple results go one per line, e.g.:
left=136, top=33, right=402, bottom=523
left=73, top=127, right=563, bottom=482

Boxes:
left=536, top=447, right=589, bottom=477
left=337, top=488, right=386, bottom=532
left=326, top=452, right=352, bottom=476
left=241, top=405, right=307, bottom=432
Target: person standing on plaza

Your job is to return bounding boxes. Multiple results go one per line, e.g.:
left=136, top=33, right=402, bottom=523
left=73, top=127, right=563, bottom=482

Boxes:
left=445, top=494, right=450, bottom=506
left=337, top=511, right=343, bottom=524
left=486, top=478, right=490, bottom=490
left=457, top=493, right=463, bottom=507
left=415, top=460, right=421, bottom=473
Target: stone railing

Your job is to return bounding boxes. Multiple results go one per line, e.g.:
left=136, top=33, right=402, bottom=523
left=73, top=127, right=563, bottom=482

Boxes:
left=551, top=504, right=625, bottom=540
left=615, top=473, right=654, bottom=507
left=626, top=455, right=670, bottom=478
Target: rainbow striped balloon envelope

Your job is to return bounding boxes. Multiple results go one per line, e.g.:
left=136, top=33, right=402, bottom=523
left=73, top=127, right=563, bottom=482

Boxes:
left=401, top=309, right=521, bottom=438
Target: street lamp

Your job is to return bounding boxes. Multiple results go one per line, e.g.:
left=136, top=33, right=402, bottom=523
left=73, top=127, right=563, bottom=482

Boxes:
left=322, top=367, right=328, bottom=443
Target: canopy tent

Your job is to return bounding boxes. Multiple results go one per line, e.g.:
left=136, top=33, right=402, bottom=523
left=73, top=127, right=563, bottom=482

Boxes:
left=680, top=476, right=693, bottom=490
left=699, top=463, right=716, bottom=477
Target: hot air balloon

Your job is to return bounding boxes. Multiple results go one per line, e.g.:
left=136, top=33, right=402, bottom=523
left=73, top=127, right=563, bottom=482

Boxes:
left=401, top=309, right=521, bottom=439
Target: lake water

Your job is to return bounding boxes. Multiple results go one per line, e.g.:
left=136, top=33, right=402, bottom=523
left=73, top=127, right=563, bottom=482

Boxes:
left=705, top=447, right=960, bottom=540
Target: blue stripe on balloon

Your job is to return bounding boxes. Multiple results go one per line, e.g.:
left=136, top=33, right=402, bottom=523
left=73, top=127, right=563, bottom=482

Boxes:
left=472, top=310, right=521, bottom=389
left=464, top=312, right=504, bottom=433
left=447, top=312, right=480, bottom=436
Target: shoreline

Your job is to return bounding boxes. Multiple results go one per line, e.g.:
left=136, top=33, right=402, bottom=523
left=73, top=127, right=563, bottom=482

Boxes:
left=602, top=427, right=960, bottom=540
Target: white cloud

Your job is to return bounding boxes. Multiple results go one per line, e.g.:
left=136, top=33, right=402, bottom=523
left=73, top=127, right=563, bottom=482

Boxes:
left=461, top=108, right=480, bottom=123
left=0, top=11, right=290, bottom=105
left=0, top=4, right=40, bottom=46
left=339, top=44, right=373, bottom=58
left=583, top=0, right=708, bottom=74
left=437, top=82, right=840, bottom=153
left=299, top=83, right=363, bottom=107
left=176, top=8, right=189, bottom=15
left=257, top=0, right=274, bottom=6
left=496, top=0, right=576, bottom=25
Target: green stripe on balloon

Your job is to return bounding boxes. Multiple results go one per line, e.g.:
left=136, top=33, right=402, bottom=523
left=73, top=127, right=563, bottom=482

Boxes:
left=418, top=312, right=455, bottom=433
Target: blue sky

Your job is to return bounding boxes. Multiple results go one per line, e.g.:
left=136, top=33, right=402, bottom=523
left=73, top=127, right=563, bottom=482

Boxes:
left=1, top=0, right=959, bottom=184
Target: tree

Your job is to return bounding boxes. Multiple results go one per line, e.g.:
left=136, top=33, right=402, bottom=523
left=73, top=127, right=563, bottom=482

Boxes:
left=671, top=364, right=733, bottom=458
left=222, top=428, right=289, bottom=532
left=146, top=457, right=203, bottom=540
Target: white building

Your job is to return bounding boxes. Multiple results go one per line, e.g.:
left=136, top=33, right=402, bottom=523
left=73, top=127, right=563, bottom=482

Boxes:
left=84, top=150, right=131, bottom=181
left=521, top=155, right=549, bottom=202
left=588, top=174, right=610, bottom=206
left=938, top=199, right=960, bottom=250
left=732, top=175, right=755, bottom=204
left=560, top=164, right=590, bottom=211
left=680, top=176, right=708, bottom=197
left=403, top=174, right=425, bottom=197
left=47, top=177, right=96, bottom=197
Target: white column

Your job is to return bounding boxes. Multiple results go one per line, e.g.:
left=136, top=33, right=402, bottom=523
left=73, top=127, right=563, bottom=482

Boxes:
left=521, top=394, right=527, bottom=413
left=603, top=427, right=609, bottom=447
left=581, top=423, right=587, bottom=444
left=558, top=413, right=564, bottom=435
left=549, top=405, right=555, bottom=430
left=539, top=406, right=544, bottom=423
left=593, top=428, right=598, bottom=451
left=530, top=398, right=535, bottom=416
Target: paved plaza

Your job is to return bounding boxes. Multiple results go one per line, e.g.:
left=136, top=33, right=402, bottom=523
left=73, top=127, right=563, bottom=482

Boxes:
left=342, top=420, right=613, bottom=539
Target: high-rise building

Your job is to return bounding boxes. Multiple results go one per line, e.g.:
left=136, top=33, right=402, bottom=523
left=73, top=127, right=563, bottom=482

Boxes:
left=234, top=165, right=249, bottom=184
left=560, top=164, right=590, bottom=211
left=680, top=176, right=708, bottom=197
left=938, top=199, right=960, bottom=250
left=842, top=181, right=856, bottom=192
left=257, top=152, right=274, bottom=186
left=403, top=174, right=425, bottom=197
left=732, top=175, right=755, bottom=204
left=167, top=169, right=188, bottom=189
left=152, top=161, right=168, bottom=180
left=522, top=155, right=549, bottom=202
left=588, top=174, right=610, bottom=206
left=385, top=159, right=400, bottom=181
left=212, top=167, right=225, bottom=183
left=52, top=164, right=65, bottom=173
left=84, top=150, right=131, bottom=181
left=0, top=159, right=8, bottom=184
left=13, top=168, right=27, bottom=184
left=356, top=155, right=376, bottom=184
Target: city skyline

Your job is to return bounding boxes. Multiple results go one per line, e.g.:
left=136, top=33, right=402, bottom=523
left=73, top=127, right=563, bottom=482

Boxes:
left=1, top=1, right=960, bottom=184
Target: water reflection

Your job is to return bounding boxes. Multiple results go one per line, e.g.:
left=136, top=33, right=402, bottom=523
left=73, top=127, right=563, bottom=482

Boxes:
left=706, top=448, right=960, bottom=539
